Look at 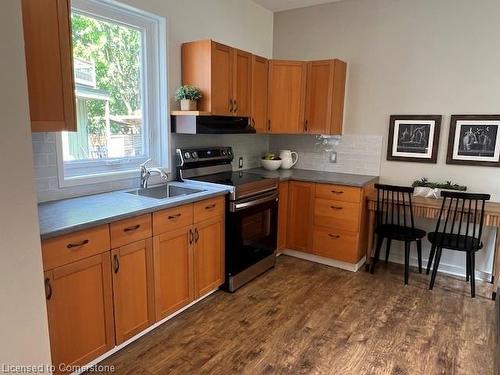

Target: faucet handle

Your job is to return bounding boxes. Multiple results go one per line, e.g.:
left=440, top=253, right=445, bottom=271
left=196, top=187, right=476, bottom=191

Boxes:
left=140, top=158, right=152, bottom=169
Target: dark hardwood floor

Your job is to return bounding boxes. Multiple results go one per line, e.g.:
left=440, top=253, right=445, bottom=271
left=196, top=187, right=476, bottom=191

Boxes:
left=88, top=256, right=496, bottom=375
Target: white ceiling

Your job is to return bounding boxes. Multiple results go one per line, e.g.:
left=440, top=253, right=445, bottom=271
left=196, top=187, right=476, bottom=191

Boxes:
left=252, top=0, right=345, bottom=12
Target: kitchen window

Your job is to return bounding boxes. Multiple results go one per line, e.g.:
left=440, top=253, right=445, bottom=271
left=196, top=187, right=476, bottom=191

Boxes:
left=56, top=0, right=167, bottom=186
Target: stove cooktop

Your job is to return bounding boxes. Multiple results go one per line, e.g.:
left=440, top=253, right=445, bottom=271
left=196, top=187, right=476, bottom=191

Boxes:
left=189, top=171, right=278, bottom=200
left=189, top=171, right=268, bottom=186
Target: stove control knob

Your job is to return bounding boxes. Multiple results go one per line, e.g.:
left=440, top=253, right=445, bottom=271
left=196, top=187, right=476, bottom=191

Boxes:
left=184, top=152, right=191, bottom=159
left=227, top=149, right=232, bottom=155
left=221, top=150, right=227, bottom=156
left=192, top=151, right=198, bottom=159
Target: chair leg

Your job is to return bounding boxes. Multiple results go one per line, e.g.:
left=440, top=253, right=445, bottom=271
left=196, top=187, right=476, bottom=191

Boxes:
left=470, top=252, right=475, bottom=298
left=429, top=247, right=442, bottom=290
left=370, top=235, right=384, bottom=274
left=466, top=253, right=470, bottom=282
left=426, top=243, right=437, bottom=275
left=384, top=238, right=392, bottom=263
left=416, top=240, right=422, bottom=274
left=404, top=241, right=410, bottom=285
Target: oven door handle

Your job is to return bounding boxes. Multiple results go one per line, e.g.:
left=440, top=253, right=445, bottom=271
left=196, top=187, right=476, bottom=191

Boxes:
left=230, top=193, right=278, bottom=212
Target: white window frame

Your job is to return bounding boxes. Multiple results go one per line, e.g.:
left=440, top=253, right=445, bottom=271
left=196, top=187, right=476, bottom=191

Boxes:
left=56, top=0, right=169, bottom=187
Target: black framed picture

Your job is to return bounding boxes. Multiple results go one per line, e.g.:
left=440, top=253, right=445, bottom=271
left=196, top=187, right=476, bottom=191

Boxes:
left=447, top=115, right=500, bottom=167
left=387, top=115, right=441, bottom=163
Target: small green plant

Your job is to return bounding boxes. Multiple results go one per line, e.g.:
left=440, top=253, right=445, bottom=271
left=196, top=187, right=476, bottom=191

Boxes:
left=412, top=178, right=467, bottom=191
left=174, top=85, right=202, bottom=101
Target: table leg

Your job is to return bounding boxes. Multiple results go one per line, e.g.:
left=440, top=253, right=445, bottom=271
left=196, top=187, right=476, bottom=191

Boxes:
left=365, top=209, right=375, bottom=271
left=492, top=227, right=500, bottom=300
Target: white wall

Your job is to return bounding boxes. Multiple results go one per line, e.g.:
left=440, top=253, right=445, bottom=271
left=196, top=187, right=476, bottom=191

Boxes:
left=0, top=0, right=52, bottom=371
left=273, top=0, right=500, bottom=278
left=34, top=0, right=274, bottom=202
left=274, top=0, right=500, bottom=201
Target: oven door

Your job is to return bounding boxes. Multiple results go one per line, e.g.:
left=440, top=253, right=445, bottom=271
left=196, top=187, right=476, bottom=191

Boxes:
left=226, top=191, right=278, bottom=277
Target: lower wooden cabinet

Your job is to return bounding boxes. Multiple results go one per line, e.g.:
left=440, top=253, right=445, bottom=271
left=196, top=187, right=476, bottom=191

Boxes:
left=194, top=216, right=224, bottom=297
left=286, top=181, right=315, bottom=252
left=111, top=239, right=155, bottom=344
left=312, top=226, right=359, bottom=263
left=44, top=253, right=115, bottom=373
left=277, top=181, right=289, bottom=251
left=41, top=197, right=226, bottom=371
left=153, top=226, right=194, bottom=320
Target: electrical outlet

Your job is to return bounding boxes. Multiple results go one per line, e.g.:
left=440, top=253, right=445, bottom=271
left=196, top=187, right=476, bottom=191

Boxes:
left=329, top=151, right=337, bottom=163
left=238, top=157, right=243, bottom=169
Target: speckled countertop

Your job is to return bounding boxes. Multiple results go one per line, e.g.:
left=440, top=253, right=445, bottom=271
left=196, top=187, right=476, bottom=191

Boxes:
left=246, top=168, right=379, bottom=187
left=38, top=181, right=230, bottom=240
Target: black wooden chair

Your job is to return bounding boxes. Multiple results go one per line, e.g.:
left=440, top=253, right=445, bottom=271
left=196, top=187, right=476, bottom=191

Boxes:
left=426, top=191, right=490, bottom=298
left=370, top=184, right=426, bottom=284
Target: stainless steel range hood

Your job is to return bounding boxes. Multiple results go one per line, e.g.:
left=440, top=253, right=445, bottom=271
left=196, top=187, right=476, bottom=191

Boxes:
left=171, top=115, right=256, bottom=134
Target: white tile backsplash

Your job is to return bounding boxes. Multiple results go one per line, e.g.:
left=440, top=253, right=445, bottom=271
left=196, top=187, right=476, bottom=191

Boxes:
left=32, top=132, right=269, bottom=202
left=269, top=134, right=382, bottom=176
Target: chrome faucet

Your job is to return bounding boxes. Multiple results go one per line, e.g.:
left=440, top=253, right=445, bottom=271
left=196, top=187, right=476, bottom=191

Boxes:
left=140, top=159, right=168, bottom=188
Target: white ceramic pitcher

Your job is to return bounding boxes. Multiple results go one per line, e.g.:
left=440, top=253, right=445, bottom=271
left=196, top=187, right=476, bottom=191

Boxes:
left=279, top=150, right=298, bottom=169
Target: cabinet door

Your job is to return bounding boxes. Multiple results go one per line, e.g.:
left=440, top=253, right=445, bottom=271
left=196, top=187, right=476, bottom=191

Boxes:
left=233, top=49, right=252, bottom=117
left=111, top=239, right=154, bottom=344
left=194, top=216, right=224, bottom=297
left=21, top=0, right=76, bottom=132
left=45, top=253, right=114, bottom=372
left=286, top=181, right=315, bottom=252
left=268, top=60, right=307, bottom=134
left=153, top=226, right=194, bottom=320
left=305, top=60, right=334, bottom=135
left=305, top=59, right=347, bottom=135
left=251, top=55, right=269, bottom=132
left=277, top=181, right=289, bottom=251
left=211, top=42, right=233, bottom=116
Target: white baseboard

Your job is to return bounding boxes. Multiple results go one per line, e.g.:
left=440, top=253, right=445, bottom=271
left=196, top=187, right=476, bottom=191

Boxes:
left=72, top=288, right=219, bottom=375
left=282, top=249, right=366, bottom=272
left=384, top=252, right=491, bottom=282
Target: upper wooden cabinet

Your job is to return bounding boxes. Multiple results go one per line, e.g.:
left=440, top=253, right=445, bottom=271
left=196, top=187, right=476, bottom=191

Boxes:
left=267, top=60, right=307, bottom=134
left=21, top=0, right=76, bottom=132
left=251, top=55, right=269, bottom=132
left=182, top=40, right=252, bottom=116
left=304, top=59, right=347, bottom=135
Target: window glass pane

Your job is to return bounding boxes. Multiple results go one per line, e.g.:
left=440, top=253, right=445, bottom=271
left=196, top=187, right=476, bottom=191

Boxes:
left=63, top=12, right=145, bottom=163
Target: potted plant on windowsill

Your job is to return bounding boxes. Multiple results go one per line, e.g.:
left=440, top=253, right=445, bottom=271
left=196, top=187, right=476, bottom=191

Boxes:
left=175, top=85, right=202, bottom=111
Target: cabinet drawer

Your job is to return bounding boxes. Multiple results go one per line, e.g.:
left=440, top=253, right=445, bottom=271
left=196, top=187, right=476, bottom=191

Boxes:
left=153, top=204, right=193, bottom=236
left=315, top=183, right=361, bottom=203
left=314, top=198, right=360, bottom=232
left=110, top=214, right=152, bottom=249
left=42, top=225, right=110, bottom=271
left=194, top=196, right=225, bottom=223
left=312, top=227, right=360, bottom=263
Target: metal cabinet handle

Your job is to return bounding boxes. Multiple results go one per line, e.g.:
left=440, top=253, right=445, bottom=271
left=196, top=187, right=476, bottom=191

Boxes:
left=189, top=229, right=193, bottom=245
left=251, top=118, right=256, bottom=128
left=233, top=99, right=238, bottom=113
left=168, top=213, right=181, bottom=220
left=330, top=205, right=343, bottom=210
left=45, top=278, right=52, bottom=300
left=331, top=190, right=344, bottom=194
left=229, top=99, right=233, bottom=112
left=113, top=254, right=120, bottom=273
left=66, top=239, right=89, bottom=249
left=123, top=224, right=141, bottom=232
left=205, top=204, right=216, bottom=210
left=267, top=120, right=271, bottom=131
left=304, top=119, right=308, bottom=132
left=328, top=234, right=341, bottom=239
left=194, top=228, right=199, bottom=243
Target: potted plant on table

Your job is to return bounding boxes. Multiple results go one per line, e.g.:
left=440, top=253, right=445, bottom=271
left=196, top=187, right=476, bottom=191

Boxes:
left=412, top=178, right=467, bottom=198
left=175, top=85, right=202, bottom=111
